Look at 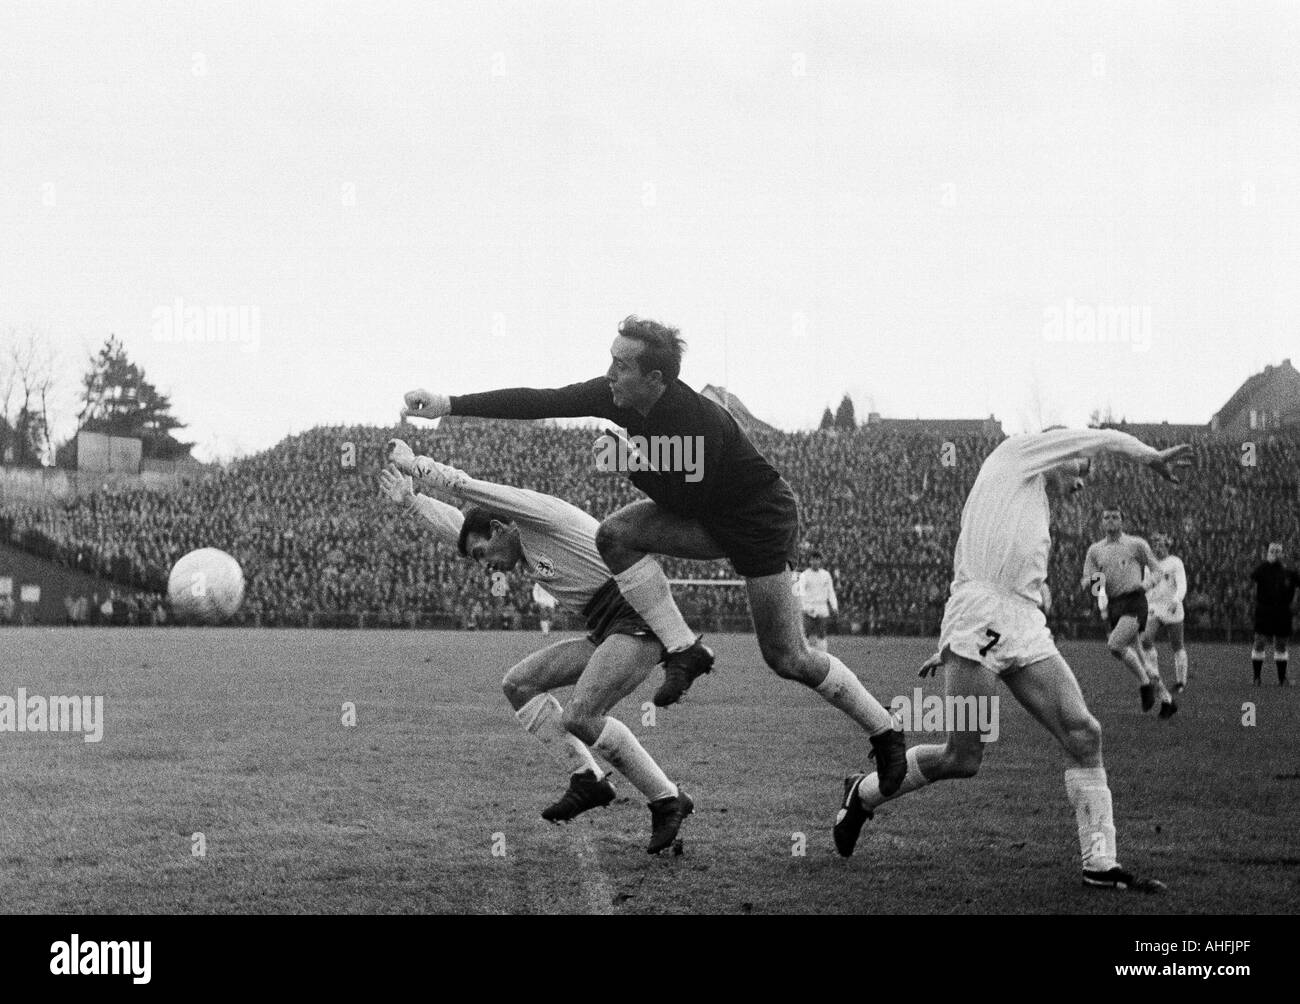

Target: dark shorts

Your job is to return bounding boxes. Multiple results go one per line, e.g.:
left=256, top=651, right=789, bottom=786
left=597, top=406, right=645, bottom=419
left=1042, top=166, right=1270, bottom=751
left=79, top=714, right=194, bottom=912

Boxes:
left=1107, top=590, right=1148, bottom=632
left=1253, top=607, right=1293, bottom=640
left=583, top=577, right=663, bottom=652
left=703, top=477, right=801, bottom=579
left=803, top=613, right=828, bottom=638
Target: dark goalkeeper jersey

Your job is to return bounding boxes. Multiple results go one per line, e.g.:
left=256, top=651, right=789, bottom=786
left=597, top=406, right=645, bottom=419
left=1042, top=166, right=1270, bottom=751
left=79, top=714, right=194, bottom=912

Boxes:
left=450, top=377, right=782, bottom=519
left=1251, top=562, right=1300, bottom=611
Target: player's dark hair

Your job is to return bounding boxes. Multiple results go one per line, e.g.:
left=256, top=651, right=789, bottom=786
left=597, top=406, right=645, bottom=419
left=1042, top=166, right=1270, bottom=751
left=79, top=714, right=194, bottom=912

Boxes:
left=617, top=315, right=685, bottom=384
left=810, top=550, right=823, bottom=560
left=457, top=504, right=515, bottom=557
left=1102, top=505, right=1123, bottom=516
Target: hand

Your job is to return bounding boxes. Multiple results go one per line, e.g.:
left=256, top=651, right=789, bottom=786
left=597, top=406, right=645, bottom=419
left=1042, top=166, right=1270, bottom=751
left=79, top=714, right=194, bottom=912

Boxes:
left=918, top=651, right=942, bottom=678
left=1148, top=444, right=1192, bottom=483
left=386, top=438, right=417, bottom=474
left=402, top=389, right=450, bottom=420
left=378, top=465, right=416, bottom=507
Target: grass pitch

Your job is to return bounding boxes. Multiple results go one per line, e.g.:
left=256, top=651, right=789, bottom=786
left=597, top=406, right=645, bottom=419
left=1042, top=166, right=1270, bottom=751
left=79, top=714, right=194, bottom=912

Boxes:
left=1, top=628, right=1295, bottom=914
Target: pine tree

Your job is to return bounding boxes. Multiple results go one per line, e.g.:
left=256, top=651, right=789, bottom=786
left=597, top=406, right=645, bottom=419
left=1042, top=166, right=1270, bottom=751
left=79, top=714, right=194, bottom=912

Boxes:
left=75, top=335, right=192, bottom=459
left=818, top=406, right=835, bottom=431
left=834, top=394, right=856, bottom=431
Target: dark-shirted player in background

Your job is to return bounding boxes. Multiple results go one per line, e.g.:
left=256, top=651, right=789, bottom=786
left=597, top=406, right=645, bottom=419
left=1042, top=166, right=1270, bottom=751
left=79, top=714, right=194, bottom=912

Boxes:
left=1250, top=542, right=1300, bottom=686
left=401, top=315, right=908, bottom=793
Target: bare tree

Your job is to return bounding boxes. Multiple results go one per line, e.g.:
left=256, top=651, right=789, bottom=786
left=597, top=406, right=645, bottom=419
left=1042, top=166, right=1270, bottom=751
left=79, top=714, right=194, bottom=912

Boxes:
left=1, top=328, right=59, bottom=466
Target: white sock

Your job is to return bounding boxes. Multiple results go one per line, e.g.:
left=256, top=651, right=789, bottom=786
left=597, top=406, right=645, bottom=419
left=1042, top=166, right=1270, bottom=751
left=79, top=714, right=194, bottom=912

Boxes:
left=1146, top=647, right=1160, bottom=678
left=593, top=718, right=677, bottom=803
left=515, top=694, right=602, bottom=779
left=1065, top=766, right=1118, bottom=872
left=857, top=746, right=933, bottom=810
left=814, top=655, right=894, bottom=734
left=1173, top=649, right=1188, bottom=685
left=612, top=557, right=695, bottom=653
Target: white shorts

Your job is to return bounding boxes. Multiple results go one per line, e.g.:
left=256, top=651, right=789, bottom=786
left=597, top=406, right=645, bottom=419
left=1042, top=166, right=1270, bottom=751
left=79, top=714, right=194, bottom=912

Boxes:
left=939, top=581, right=1060, bottom=677
left=1148, top=600, right=1184, bottom=626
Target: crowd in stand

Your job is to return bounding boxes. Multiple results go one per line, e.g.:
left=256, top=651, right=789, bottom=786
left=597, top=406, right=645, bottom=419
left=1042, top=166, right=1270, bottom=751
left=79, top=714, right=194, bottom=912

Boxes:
left=1, top=420, right=1294, bottom=636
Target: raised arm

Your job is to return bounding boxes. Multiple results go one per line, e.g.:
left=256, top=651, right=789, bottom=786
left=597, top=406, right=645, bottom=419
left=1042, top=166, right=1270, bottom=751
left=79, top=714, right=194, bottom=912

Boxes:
left=386, top=439, right=572, bottom=530
left=1012, top=428, right=1186, bottom=481
left=402, top=377, right=617, bottom=422
left=378, top=466, right=464, bottom=547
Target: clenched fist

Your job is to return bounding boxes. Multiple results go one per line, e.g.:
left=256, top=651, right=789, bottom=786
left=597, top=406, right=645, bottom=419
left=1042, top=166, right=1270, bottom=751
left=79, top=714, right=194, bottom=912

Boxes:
left=402, top=389, right=450, bottom=420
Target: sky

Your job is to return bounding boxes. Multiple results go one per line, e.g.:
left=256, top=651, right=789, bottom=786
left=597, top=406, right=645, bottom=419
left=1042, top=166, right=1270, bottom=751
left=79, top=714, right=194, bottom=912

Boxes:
left=2, top=1, right=1297, bottom=461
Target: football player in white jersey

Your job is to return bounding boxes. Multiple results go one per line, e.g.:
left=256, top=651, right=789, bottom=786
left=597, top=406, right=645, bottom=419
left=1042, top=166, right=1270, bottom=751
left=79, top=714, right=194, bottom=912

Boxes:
left=1139, top=533, right=1189, bottom=693
left=797, top=551, right=838, bottom=652
left=380, top=440, right=693, bottom=854
left=833, top=428, right=1189, bottom=893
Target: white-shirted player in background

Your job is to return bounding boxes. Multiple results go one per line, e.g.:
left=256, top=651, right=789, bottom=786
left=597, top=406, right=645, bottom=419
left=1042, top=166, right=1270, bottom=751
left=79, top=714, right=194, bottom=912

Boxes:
left=797, top=551, right=838, bottom=652
left=533, top=582, right=558, bottom=635
left=1140, top=533, right=1189, bottom=694
left=380, top=440, right=694, bottom=854
left=833, top=428, right=1189, bottom=892
left=1082, top=509, right=1177, bottom=718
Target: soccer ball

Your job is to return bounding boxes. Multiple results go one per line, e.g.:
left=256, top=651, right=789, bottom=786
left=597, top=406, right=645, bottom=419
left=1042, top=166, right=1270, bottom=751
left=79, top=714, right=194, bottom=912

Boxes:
left=167, top=548, right=245, bottom=624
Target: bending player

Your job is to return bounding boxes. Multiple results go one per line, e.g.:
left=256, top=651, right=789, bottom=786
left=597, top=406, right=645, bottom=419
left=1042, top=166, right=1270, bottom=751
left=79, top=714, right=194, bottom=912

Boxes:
left=1139, top=533, right=1189, bottom=694
left=378, top=445, right=693, bottom=854
left=1249, top=542, right=1299, bottom=686
left=1082, top=508, right=1177, bottom=718
left=399, top=316, right=906, bottom=793
left=833, top=427, right=1189, bottom=892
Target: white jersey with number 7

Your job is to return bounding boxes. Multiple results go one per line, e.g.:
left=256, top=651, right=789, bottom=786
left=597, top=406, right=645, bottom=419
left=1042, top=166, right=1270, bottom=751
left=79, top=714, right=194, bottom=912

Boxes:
left=952, top=429, right=1159, bottom=604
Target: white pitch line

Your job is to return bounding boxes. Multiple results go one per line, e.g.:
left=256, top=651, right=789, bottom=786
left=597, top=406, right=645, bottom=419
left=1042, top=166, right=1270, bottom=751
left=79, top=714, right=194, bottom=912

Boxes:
left=569, top=829, right=617, bottom=915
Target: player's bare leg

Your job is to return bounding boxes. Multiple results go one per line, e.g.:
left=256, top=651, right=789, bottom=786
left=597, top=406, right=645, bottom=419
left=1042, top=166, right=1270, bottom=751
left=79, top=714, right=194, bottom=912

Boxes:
left=502, top=639, right=616, bottom=820
left=834, top=653, right=994, bottom=856
left=1002, top=654, right=1164, bottom=891
left=745, top=570, right=906, bottom=793
left=595, top=500, right=721, bottom=704
left=565, top=633, right=693, bottom=852
left=1110, top=615, right=1164, bottom=712
left=1274, top=637, right=1290, bottom=686
left=1137, top=619, right=1178, bottom=716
